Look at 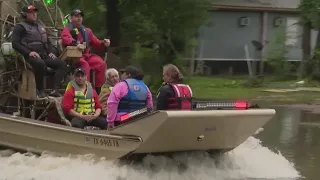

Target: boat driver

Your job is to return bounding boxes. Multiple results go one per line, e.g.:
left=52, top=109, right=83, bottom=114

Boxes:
left=12, top=5, right=68, bottom=98
left=156, top=64, right=193, bottom=110
left=60, top=9, right=110, bottom=94
left=106, top=66, right=153, bottom=129
left=62, top=68, right=107, bottom=129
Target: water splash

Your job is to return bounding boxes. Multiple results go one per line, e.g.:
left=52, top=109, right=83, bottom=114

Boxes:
left=0, top=134, right=300, bottom=180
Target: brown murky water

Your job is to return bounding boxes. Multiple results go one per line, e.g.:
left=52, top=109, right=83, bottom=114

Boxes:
left=257, top=107, right=320, bottom=180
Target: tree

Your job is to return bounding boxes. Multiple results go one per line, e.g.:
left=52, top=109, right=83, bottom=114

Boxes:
left=120, top=0, right=211, bottom=89
left=299, top=0, right=320, bottom=79
left=57, top=0, right=211, bottom=89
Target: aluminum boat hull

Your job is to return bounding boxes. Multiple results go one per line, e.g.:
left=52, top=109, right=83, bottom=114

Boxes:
left=0, top=109, right=276, bottom=159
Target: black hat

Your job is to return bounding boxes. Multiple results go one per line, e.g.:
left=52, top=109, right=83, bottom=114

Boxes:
left=74, top=68, right=86, bottom=75
left=119, top=66, right=141, bottom=78
left=22, top=5, right=38, bottom=13
left=70, top=9, right=84, bottom=16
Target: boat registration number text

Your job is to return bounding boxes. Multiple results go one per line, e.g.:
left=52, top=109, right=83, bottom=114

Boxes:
left=93, top=138, right=119, bottom=147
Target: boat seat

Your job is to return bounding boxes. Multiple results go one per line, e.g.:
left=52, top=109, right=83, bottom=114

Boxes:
left=16, top=55, right=68, bottom=101
left=58, top=40, right=97, bottom=86
left=51, top=97, right=101, bottom=130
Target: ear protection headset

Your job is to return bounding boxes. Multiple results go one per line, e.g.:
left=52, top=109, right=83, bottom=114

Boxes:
left=20, top=11, right=26, bottom=18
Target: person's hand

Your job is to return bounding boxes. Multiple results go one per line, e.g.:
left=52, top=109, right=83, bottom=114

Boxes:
left=29, top=51, right=40, bottom=58
left=88, top=113, right=99, bottom=121
left=81, top=114, right=92, bottom=121
left=77, top=43, right=85, bottom=50
left=107, top=122, right=114, bottom=130
left=48, top=53, right=56, bottom=59
left=103, top=39, right=110, bottom=47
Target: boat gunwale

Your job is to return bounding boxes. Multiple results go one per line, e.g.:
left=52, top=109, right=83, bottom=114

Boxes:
left=0, top=112, right=137, bottom=140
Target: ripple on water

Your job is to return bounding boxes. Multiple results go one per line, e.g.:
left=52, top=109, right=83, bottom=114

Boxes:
left=0, top=132, right=301, bottom=180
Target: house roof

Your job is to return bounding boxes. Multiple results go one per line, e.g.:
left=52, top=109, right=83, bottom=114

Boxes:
left=212, top=0, right=300, bottom=12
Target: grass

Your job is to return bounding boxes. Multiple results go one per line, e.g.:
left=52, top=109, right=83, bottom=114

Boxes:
left=188, top=76, right=320, bottom=103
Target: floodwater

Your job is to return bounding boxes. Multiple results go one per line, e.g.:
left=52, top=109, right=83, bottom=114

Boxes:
left=0, top=107, right=319, bottom=180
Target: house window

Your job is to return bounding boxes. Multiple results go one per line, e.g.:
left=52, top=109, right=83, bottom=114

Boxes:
left=239, top=17, right=250, bottom=27
left=274, top=17, right=285, bottom=27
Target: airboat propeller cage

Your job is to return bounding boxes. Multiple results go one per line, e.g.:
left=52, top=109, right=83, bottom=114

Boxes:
left=63, top=14, right=70, bottom=25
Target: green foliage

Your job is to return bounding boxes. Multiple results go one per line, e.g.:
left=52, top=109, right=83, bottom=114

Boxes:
left=55, top=0, right=211, bottom=90
left=299, top=0, right=320, bottom=28
left=58, top=0, right=106, bottom=37
left=120, top=0, right=211, bottom=89
left=264, top=27, right=295, bottom=80
left=306, top=49, right=320, bottom=80
left=299, top=0, right=320, bottom=79
left=242, top=76, right=264, bottom=88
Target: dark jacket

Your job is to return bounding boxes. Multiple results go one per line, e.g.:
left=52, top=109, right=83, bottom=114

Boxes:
left=12, top=21, right=54, bottom=57
left=156, top=84, right=175, bottom=110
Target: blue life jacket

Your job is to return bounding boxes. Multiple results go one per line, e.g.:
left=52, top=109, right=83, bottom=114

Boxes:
left=67, top=23, right=89, bottom=50
left=118, top=78, right=148, bottom=113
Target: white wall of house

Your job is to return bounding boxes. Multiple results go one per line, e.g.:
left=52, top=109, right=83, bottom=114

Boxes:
left=213, top=0, right=300, bottom=9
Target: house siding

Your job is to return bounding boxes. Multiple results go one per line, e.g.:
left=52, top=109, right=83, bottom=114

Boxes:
left=213, top=0, right=300, bottom=9
left=198, top=11, right=261, bottom=60
left=264, top=13, right=303, bottom=60
left=197, top=11, right=304, bottom=61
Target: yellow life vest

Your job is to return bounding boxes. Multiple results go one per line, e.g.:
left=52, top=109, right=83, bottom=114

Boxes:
left=101, top=83, right=113, bottom=92
left=65, top=80, right=95, bottom=115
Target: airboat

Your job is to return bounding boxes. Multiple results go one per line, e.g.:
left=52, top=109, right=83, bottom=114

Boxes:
left=0, top=1, right=276, bottom=160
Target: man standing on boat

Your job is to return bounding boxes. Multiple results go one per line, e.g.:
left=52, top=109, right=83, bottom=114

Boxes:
left=12, top=5, right=68, bottom=98
left=107, top=66, right=153, bottom=129
left=60, top=9, right=110, bottom=95
left=62, top=68, right=107, bottom=129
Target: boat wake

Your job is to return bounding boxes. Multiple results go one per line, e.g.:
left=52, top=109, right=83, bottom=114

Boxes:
left=0, top=129, right=301, bottom=180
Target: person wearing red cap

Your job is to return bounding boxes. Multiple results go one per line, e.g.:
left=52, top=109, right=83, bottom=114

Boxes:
left=12, top=5, right=68, bottom=98
left=60, top=9, right=110, bottom=94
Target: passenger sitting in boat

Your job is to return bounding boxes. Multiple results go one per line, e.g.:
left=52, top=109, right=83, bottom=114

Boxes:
left=62, top=68, right=107, bottom=129
left=107, top=66, right=153, bottom=129
left=12, top=5, right=68, bottom=98
left=99, top=68, right=120, bottom=116
left=156, top=64, right=193, bottom=110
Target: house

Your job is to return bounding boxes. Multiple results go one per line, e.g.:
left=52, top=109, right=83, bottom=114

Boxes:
left=195, top=0, right=313, bottom=75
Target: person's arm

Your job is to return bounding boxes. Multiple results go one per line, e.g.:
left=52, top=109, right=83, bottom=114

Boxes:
left=62, top=88, right=82, bottom=118
left=61, top=27, right=77, bottom=46
left=92, top=90, right=102, bottom=117
left=87, top=28, right=104, bottom=51
left=98, top=88, right=111, bottom=113
left=107, top=82, right=128, bottom=123
left=11, top=24, right=32, bottom=56
left=46, top=35, right=54, bottom=54
left=146, top=87, right=153, bottom=111
left=156, top=85, right=171, bottom=110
